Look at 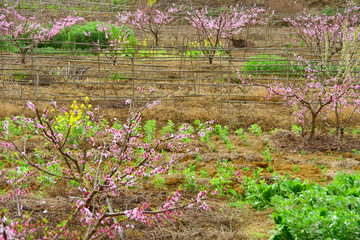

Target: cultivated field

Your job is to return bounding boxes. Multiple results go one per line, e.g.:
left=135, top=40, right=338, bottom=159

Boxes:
left=1, top=0, right=360, bottom=239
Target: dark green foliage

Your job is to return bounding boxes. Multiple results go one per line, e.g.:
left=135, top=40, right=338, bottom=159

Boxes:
left=241, top=54, right=353, bottom=78
left=243, top=170, right=360, bottom=238
left=242, top=55, right=289, bottom=77
left=270, top=171, right=360, bottom=239
left=39, top=22, right=137, bottom=51
left=39, top=26, right=72, bottom=49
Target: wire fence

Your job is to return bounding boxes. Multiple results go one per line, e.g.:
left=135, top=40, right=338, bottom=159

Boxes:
left=1, top=39, right=354, bottom=113
left=10, top=0, right=293, bottom=47
left=1, top=1, right=358, bottom=114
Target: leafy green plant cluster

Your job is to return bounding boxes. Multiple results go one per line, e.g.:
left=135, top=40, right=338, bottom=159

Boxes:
left=236, top=128, right=249, bottom=145
left=210, top=159, right=239, bottom=197
left=180, top=158, right=239, bottom=198
left=160, top=120, right=175, bottom=136
left=241, top=169, right=360, bottom=239
left=182, top=164, right=199, bottom=192
left=143, top=119, right=157, bottom=143
left=248, top=124, right=262, bottom=136
left=243, top=169, right=309, bottom=209
left=261, top=148, right=273, bottom=172
left=214, top=124, right=235, bottom=150
left=194, top=119, right=216, bottom=151
left=181, top=155, right=202, bottom=192
left=291, top=124, right=302, bottom=133
left=271, top=171, right=360, bottom=240
left=152, top=174, right=165, bottom=189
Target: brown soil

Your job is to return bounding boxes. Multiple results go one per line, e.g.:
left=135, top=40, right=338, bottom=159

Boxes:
left=0, top=1, right=358, bottom=237
left=2, top=124, right=359, bottom=239
left=1, top=57, right=360, bottom=238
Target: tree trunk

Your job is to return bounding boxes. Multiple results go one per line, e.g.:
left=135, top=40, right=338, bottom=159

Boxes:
left=208, top=51, right=216, bottom=64
left=208, top=56, right=213, bottom=64
left=20, top=48, right=29, bottom=64
left=154, top=34, right=159, bottom=47
left=21, top=53, right=26, bottom=64
left=308, top=112, right=317, bottom=141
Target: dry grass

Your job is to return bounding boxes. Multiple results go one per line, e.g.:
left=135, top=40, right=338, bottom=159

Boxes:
left=0, top=101, right=26, bottom=120
left=267, top=0, right=307, bottom=14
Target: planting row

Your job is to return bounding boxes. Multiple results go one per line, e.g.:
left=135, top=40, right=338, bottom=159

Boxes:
left=0, top=96, right=360, bottom=238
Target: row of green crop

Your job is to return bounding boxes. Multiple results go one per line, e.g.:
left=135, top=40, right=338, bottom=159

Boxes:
left=242, top=54, right=359, bottom=78
left=1, top=105, right=360, bottom=238
left=100, top=118, right=360, bottom=239
left=133, top=120, right=360, bottom=239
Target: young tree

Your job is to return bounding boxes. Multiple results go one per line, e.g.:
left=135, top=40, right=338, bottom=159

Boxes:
left=83, top=21, right=131, bottom=65
left=0, top=0, right=83, bottom=64
left=0, top=94, right=212, bottom=239
left=284, top=4, right=360, bottom=61
left=239, top=54, right=360, bottom=141
left=186, top=5, right=268, bottom=64
left=283, top=4, right=360, bottom=138
left=118, top=3, right=182, bottom=46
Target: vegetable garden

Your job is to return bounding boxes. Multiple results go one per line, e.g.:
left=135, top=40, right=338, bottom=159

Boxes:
left=1, top=0, right=360, bottom=239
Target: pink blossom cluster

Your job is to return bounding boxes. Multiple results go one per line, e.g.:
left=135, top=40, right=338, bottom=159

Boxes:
left=284, top=5, right=360, bottom=59
left=83, top=20, right=130, bottom=65
left=185, top=5, right=268, bottom=64
left=186, top=5, right=267, bottom=41
left=0, top=96, right=214, bottom=239
left=0, top=0, right=83, bottom=63
left=118, top=3, right=182, bottom=46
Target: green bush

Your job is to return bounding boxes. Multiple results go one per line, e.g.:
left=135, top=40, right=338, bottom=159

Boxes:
left=243, top=170, right=309, bottom=209
left=241, top=55, right=349, bottom=78
left=39, top=26, right=72, bottom=49
left=242, top=55, right=290, bottom=77
left=40, top=22, right=137, bottom=52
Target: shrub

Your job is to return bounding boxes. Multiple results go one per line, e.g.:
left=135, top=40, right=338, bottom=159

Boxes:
left=39, top=26, right=72, bottom=49
left=40, top=22, right=137, bottom=51
left=242, top=55, right=289, bottom=77
left=242, top=55, right=347, bottom=78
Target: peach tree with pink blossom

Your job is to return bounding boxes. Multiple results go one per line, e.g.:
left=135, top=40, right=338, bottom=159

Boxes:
left=284, top=4, right=360, bottom=61
left=118, top=3, right=182, bottom=46
left=282, top=4, right=360, bottom=139
left=83, top=21, right=132, bottom=65
left=0, top=0, right=83, bottom=64
left=0, top=92, right=214, bottom=239
left=185, top=4, right=269, bottom=64
left=240, top=5, right=360, bottom=141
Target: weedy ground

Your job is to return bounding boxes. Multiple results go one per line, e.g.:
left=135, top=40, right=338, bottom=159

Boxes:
left=1, top=98, right=360, bottom=239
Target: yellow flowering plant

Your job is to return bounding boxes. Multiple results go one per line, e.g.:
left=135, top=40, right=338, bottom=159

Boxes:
left=0, top=93, right=217, bottom=239
left=53, top=97, right=103, bottom=145
left=148, top=0, right=156, bottom=7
